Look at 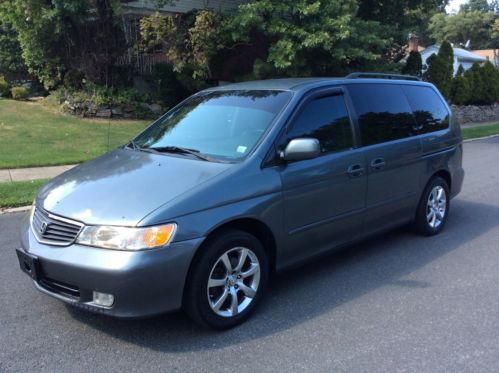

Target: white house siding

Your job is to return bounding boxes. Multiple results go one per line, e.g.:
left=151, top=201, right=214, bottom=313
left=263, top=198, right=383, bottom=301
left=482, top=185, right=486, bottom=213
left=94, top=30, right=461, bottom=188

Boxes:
left=122, top=0, right=247, bottom=16
left=421, top=45, right=486, bottom=76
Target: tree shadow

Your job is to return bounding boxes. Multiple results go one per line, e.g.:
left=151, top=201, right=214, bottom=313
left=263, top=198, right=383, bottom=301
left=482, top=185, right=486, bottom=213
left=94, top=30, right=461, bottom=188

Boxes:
left=66, top=198, right=499, bottom=352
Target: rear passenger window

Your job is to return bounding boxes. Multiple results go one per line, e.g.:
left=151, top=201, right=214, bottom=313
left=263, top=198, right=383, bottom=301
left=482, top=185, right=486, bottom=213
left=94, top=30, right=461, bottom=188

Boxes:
left=287, top=95, right=353, bottom=153
left=347, top=84, right=417, bottom=146
left=402, top=85, right=449, bottom=133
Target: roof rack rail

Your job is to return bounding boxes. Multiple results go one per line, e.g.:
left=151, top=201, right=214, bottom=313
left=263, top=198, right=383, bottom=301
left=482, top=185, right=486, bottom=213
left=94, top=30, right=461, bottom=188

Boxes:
left=346, top=72, right=421, bottom=81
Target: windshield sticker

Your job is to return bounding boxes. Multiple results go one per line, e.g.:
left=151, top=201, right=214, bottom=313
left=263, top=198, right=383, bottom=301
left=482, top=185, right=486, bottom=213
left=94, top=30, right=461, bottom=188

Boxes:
left=236, top=146, right=248, bottom=154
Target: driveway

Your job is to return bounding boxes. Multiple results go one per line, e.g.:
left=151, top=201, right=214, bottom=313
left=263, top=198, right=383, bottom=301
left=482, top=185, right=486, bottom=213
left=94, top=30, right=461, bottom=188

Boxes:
left=1, top=137, right=499, bottom=372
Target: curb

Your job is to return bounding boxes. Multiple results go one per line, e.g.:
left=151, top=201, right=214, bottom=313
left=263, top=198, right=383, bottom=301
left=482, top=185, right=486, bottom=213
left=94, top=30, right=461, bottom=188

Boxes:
left=463, top=134, right=499, bottom=143
left=0, top=206, right=31, bottom=215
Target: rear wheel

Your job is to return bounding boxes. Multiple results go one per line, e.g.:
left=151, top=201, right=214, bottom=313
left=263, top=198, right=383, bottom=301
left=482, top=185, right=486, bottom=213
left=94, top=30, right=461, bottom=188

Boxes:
left=183, top=229, right=269, bottom=329
left=414, top=176, right=450, bottom=236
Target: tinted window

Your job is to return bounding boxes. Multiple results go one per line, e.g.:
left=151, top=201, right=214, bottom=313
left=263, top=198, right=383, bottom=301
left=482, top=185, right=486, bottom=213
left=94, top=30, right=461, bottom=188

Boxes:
left=402, top=85, right=449, bottom=133
left=348, top=84, right=417, bottom=146
left=134, top=90, right=291, bottom=161
left=287, top=95, right=353, bottom=153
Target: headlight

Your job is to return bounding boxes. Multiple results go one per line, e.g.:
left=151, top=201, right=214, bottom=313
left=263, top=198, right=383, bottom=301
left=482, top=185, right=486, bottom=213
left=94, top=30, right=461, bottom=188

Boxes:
left=76, top=223, right=177, bottom=251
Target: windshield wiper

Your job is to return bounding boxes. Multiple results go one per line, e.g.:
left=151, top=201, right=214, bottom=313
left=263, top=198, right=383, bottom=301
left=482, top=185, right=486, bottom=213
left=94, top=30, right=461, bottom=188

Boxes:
left=125, top=140, right=140, bottom=150
left=145, top=146, right=213, bottom=162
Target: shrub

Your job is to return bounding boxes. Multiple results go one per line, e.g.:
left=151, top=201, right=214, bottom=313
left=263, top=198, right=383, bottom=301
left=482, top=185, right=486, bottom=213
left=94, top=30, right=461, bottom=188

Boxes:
left=450, top=75, right=470, bottom=105
left=10, top=86, right=28, bottom=100
left=452, top=61, right=499, bottom=105
left=151, top=62, right=189, bottom=109
left=0, top=77, right=9, bottom=97
left=424, top=42, right=454, bottom=100
left=480, top=60, right=499, bottom=105
left=402, top=51, right=423, bottom=77
left=463, top=63, right=485, bottom=105
left=424, top=54, right=452, bottom=99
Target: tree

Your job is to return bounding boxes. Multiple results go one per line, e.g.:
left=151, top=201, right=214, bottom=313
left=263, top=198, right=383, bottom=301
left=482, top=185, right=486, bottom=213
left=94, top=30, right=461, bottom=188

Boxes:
left=480, top=60, right=499, bottom=105
left=0, top=2, right=26, bottom=76
left=429, top=9, right=496, bottom=49
left=140, top=10, right=224, bottom=80
left=402, top=51, right=423, bottom=77
left=228, top=0, right=388, bottom=77
left=423, top=43, right=454, bottom=99
left=3, top=0, right=127, bottom=88
left=357, top=0, right=448, bottom=50
left=424, top=52, right=453, bottom=99
left=460, top=0, right=494, bottom=12
left=450, top=65, right=470, bottom=104
left=439, top=41, right=454, bottom=71
left=464, top=62, right=486, bottom=104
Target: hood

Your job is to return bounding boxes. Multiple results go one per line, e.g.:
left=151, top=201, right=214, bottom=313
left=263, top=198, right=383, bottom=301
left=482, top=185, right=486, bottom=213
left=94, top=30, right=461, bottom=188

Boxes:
left=37, top=148, right=232, bottom=226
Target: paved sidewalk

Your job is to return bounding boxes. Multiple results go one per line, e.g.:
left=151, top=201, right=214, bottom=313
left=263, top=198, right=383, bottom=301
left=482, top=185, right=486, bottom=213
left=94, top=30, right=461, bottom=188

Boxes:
left=0, top=164, right=76, bottom=183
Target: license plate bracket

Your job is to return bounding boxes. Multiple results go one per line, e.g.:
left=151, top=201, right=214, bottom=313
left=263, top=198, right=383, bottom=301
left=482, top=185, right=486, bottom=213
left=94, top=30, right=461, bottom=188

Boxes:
left=16, top=248, right=41, bottom=281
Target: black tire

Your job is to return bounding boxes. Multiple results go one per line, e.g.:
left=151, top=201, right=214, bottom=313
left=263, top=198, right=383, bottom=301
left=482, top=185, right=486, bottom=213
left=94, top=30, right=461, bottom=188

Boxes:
left=414, top=176, right=450, bottom=236
left=183, top=229, right=269, bottom=329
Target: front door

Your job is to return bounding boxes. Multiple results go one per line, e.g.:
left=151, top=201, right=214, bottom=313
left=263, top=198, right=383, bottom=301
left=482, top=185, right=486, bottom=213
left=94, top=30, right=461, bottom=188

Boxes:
left=277, top=90, right=367, bottom=267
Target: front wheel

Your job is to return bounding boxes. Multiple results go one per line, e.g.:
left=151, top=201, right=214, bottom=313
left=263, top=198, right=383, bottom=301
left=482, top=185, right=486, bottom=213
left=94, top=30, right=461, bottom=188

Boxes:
left=414, top=176, right=450, bottom=236
left=183, top=229, right=269, bottom=329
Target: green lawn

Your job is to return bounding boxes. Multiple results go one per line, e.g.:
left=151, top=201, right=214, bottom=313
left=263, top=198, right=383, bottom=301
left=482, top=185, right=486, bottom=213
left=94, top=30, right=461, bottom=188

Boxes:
left=0, top=179, right=47, bottom=208
left=462, top=123, right=499, bottom=140
left=0, top=99, right=149, bottom=169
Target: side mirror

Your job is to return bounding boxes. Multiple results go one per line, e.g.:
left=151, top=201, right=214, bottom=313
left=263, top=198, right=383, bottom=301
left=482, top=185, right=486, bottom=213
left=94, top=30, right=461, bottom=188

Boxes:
left=280, top=138, right=320, bottom=161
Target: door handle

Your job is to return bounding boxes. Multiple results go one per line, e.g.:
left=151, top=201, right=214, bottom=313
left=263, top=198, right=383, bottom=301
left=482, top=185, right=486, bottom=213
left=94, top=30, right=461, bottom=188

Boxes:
left=347, top=164, right=365, bottom=177
left=370, top=158, right=386, bottom=171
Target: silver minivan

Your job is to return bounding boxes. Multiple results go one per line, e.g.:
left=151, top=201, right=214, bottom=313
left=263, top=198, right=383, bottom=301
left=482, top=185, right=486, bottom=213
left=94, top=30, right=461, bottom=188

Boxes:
left=17, top=74, right=464, bottom=329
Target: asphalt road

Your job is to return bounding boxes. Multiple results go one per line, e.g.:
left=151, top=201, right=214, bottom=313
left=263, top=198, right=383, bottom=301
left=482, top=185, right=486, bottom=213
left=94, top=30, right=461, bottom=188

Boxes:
left=1, top=137, right=499, bottom=372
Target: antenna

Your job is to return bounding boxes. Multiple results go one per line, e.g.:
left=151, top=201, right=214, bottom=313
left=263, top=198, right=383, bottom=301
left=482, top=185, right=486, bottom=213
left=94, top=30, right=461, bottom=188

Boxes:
left=107, top=119, right=111, bottom=151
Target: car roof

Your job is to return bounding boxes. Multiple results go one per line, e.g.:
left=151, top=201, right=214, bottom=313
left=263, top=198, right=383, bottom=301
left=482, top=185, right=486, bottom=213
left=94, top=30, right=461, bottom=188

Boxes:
left=204, top=77, right=434, bottom=93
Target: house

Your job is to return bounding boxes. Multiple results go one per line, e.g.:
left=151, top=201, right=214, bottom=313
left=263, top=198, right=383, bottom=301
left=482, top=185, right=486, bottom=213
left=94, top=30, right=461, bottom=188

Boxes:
left=421, top=45, right=487, bottom=76
left=116, top=1, right=247, bottom=74
left=471, top=49, right=499, bottom=67
left=121, top=0, right=245, bottom=16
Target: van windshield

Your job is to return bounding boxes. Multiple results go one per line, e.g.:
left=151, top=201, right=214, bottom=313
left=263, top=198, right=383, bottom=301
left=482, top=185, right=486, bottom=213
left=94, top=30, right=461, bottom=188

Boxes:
left=133, top=90, right=292, bottom=161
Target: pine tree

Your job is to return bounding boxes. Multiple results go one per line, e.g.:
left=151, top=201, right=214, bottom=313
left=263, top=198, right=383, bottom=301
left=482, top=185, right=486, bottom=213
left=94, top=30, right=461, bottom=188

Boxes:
left=464, top=62, right=486, bottom=104
left=402, top=51, right=423, bottom=77
left=439, top=41, right=454, bottom=72
left=450, top=65, right=470, bottom=105
left=424, top=53, right=452, bottom=99
left=481, top=60, right=499, bottom=105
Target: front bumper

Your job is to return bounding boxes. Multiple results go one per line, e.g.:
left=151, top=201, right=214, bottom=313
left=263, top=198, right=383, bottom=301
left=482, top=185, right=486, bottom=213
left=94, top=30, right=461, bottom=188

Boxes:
left=18, top=215, right=203, bottom=318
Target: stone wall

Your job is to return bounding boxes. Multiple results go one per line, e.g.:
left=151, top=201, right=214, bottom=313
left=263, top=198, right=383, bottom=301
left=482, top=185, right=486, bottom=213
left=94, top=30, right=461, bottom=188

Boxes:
left=451, top=104, right=499, bottom=125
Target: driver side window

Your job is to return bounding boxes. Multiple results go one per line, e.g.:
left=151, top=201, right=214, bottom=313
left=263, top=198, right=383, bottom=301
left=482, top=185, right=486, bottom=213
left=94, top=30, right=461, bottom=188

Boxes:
left=287, top=94, right=353, bottom=154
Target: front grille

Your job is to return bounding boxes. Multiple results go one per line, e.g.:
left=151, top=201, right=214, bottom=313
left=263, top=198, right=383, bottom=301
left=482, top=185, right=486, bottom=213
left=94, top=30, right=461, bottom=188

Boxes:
left=31, top=207, right=83, bottom=246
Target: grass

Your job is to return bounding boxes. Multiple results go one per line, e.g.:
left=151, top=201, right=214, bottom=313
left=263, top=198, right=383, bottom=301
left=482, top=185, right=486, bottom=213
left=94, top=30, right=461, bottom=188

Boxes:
left=0, top=179, right=48, bottom=208
left=462, top=123, right=499, bottom=140
left=0, top=99, right=150, bottom=169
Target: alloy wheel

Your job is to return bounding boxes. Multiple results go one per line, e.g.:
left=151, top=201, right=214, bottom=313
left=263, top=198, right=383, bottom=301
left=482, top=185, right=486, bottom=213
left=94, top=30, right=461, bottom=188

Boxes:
left=207, top=247, right=261, bottom=318
left=426, top=185, right=447, bottom=229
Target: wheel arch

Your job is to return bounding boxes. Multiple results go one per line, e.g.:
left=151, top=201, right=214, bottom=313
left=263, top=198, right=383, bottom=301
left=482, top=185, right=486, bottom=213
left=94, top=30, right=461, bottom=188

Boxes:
left=200, top=218, right=277, bottom=273
left=431, top=169, right=452, bottom=192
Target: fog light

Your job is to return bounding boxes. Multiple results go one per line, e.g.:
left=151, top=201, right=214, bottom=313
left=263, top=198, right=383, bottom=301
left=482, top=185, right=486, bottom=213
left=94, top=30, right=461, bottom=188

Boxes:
left=92, top=291, right=114, bottom=307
